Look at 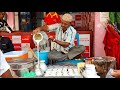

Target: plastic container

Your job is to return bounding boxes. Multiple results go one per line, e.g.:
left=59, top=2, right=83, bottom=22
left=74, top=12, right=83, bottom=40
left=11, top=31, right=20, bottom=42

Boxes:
left=35, top=50, right=49, bottom=64
left=4, top=51, right=28, bottom=61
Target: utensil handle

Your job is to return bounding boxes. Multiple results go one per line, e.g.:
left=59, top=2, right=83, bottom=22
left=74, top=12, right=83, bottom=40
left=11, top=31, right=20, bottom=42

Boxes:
left=26, top=44, right=39, bottom=61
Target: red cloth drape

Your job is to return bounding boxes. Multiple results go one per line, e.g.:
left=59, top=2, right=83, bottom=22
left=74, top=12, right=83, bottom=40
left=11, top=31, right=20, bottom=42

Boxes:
left=103, top=24, right=120, bottom=69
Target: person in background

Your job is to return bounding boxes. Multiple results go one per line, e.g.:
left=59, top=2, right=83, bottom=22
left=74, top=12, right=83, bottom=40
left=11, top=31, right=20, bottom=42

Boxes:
left=20, top=12, right=32, bottom=32
left=33, top=13, right=85, bottom=64
left=0, top=35, right=14, bottom=53
left=0, top=12, right=13, bottom=33
left=0, top=50, right=18, bottom=78
left=44, top=12, right=61, bottom=25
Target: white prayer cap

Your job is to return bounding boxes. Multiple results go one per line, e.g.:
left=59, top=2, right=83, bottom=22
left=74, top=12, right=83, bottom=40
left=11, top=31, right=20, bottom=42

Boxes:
left=61, top=13, right=73, bottom=22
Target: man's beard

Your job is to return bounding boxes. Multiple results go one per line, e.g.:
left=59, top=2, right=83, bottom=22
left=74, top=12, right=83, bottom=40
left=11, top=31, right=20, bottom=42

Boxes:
left=62, top=27, right=67, bottom=31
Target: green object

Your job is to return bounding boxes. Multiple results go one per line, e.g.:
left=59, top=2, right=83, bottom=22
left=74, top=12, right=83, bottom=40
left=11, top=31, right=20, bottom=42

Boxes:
left=29, top=71, right=36, bottom=77
left=109, top=12, right=120, bottom=24
left=23, top=73, right=30, bottom=78
left=20, top=69, right=36, bottom=78
left=20, top=69, right=29, bottom=77
left=109, top=12, right=115, bottom=24
left=116, top=12, right=120, bottom=24
left=20, top=70, right=27, bottom=77
left=23, top=72, right=36, bottom=78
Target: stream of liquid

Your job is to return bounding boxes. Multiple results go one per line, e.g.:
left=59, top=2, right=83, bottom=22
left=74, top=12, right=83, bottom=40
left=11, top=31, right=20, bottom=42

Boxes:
left=36, top=41, right=40, bottom=68
left=34, top=33, right=43, bottom=66
left=34, top=33, right=45, bottom=76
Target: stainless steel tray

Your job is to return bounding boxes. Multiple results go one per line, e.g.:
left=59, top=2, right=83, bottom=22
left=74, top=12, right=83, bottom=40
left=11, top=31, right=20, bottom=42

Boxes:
left=8, top=58, right=37, bottom=70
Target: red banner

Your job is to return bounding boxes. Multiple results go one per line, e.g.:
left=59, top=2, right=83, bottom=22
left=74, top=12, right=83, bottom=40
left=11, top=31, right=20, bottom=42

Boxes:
left=21, top=35, right=31, bottom=43
left=13, top=44, right=21, bottom=51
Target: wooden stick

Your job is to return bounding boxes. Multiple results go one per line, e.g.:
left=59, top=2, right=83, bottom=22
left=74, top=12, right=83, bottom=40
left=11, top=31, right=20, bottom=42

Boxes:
left=26, top=44, right=38, bottom=60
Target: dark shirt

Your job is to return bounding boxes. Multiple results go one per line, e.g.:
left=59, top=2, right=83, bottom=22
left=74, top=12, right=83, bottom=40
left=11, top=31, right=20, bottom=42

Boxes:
left=20, top=12, right=31, bottom=23
left=0, top=36, right=14, bottom=53
left=0, top=19, right=13, bottom=32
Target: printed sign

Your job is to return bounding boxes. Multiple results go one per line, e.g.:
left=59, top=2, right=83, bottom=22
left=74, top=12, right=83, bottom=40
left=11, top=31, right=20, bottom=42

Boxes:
left=75, top=15, right=82, bottom=21
left=71, top=12, right=82, bottom=21
left=21, top=35, right=30, bottom=43
left=75, top=20, right=82, bottom=27
left=3, top=35, right=31, bottom=51
left=13, top=44, right=21, bottom=51
left=79, top=34, right=90, bottom=57
left=71, top=12, right=82, bottom=27
left=12, top=36, right=21, bottom=43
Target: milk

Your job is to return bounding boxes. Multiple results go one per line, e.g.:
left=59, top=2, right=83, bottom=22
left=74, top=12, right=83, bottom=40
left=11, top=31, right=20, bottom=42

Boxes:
left=33, top=33, right=43, bottom=76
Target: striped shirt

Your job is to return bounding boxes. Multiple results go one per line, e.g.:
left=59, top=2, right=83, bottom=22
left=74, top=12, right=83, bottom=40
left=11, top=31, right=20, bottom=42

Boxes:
left=48, top=24, right=76, bottom=53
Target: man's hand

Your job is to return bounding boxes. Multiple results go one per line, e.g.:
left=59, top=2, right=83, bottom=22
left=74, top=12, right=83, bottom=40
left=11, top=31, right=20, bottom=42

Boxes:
left=49, top=36, right=55, bottom=41
left=33, top=25, right=48, bottom=35
left=48, top=36, right=70, bottom=48
left=111, top=70, right=120, bottom=78
left=33, top=27, right=41, bottom=35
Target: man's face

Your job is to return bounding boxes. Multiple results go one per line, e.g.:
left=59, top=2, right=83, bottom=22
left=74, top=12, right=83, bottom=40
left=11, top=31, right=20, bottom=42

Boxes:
left=61, top=19, right=71, bottom=31
left=0, top=12, right=5, bottom=20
